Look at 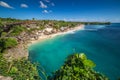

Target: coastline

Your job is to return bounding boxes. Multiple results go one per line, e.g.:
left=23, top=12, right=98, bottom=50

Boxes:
left=28, top=24, right=85, bottom=46
left=4, top=24, right=84, bottom=60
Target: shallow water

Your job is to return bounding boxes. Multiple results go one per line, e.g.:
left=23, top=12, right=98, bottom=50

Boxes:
left=29, top=23, right=120, bottom=80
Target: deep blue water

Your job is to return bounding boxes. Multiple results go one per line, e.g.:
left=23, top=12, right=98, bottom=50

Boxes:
left=29, top=23, right=120, bottom=80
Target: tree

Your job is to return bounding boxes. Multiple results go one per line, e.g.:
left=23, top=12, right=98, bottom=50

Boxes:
left=4, top=38, right=18, bottom=48
left=32, top=18, right=35, bottom=20
left=0, top=20, right=4, bottom=36
left=1, top=32, right=7, bottom=37
left=49, top=53, right=108, bottom=80
left=9, top=25, right=26, bottom=36
left=0, top=55, right=41, bottom=80
left=0, top=38, right=18, bottom=52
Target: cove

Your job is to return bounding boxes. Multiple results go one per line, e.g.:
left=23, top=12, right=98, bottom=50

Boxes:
left=28, top=24, right=120, bottom=80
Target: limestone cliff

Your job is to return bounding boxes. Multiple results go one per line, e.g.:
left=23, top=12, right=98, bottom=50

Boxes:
left=4, top=44, right=28, bottom=60
left=0, top=76, right=13, bottom=80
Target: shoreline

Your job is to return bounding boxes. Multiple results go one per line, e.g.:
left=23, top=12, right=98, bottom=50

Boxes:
left=27, top=24, right=85, bottom=46
left=4, top=24, right=84, bottom=60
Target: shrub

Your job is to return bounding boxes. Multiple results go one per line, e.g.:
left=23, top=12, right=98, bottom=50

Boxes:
left=49, top=53, right=108, bottom=80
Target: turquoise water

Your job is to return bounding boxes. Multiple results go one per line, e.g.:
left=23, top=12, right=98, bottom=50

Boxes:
left=29, top=23, right=120, bottom=80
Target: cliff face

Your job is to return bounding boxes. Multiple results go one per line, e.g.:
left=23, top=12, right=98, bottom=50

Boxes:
left=0, top=76, right=13, bottom=80
left=3, top=25, right=84, bottom=60
left=4, top=44, right=28, bottom=60
left=2, top=21, right=82, bottom=60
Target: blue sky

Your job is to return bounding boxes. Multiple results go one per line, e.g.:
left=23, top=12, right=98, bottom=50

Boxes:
left=0, top=0, right=120, bottom=22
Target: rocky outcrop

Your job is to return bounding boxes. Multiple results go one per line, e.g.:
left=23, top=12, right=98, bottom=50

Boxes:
left=0, top=76, right=13, bottom=80
left=4, top=44, right=28, bottom=60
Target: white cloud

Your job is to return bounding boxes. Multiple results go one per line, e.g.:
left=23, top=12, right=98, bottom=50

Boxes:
left=51, top=3, right=55, bottom=6
left=21, top=4, right=28, bottom=8
left=0, top=1, right=14, bottom=9
left=42, top=10, right=52, bottom=13
left=40, top=1, right=47, bottom=8
left=42, top=10, right=48, bottom=13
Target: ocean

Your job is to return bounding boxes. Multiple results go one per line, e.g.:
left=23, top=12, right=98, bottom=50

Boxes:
left=29, top=23, right=120, bottom=80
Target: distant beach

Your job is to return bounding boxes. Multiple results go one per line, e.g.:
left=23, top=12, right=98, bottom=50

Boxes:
left=28, top=24, right=85, bottom=46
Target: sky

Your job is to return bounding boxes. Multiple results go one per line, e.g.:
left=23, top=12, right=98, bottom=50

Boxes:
left=0, top=0, right=120, bottom=22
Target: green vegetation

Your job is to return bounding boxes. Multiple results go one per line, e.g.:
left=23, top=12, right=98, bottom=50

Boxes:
left=0, top=19, right=3, bottom=27
left=49, top=53, right=108, bottom=80
left=0, top=54, right=41, bottom=80
left=9, top=25, right=27, bottom=36
left=0, top=20, right=4, bottom=36
left=52, top=21, right=78, bottom=29
left=0, top=38, right=18, bottom=53
left=0, top=17, right=21, bottom=24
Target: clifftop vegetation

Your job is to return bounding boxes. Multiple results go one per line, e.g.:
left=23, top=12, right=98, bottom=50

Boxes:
left=49, top=53, right=108, bottom=80
left=0, top=54, right=41, bottom=80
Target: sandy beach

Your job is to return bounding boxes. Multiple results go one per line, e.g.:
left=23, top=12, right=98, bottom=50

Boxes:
left=28, top=24, right=85, bottom=46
